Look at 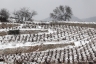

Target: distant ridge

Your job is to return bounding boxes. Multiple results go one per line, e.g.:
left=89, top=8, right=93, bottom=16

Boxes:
left=71, top=16, right=82, bottom=21
left=82, top=16, right=96, bottom=22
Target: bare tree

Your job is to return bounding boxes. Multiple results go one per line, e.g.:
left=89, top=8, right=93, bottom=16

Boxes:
left=0, top=8, right=10, bottom=22
left=13, top=7, right=37, bottom=22
left=28, top=11, right=37, bottom=21
left=50, top=5, right=72, bottom=21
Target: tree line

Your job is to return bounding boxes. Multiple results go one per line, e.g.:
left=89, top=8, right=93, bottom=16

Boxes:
left=0, top=5, right=73, bottom=22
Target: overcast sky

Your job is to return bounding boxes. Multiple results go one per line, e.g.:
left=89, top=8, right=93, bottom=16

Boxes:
left=0, top=0, right=96, bottom=20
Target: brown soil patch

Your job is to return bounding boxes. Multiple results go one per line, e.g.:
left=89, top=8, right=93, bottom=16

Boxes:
left=0, top=43, right=74, bottom=55
left=0, top=31, right=7, bottom=36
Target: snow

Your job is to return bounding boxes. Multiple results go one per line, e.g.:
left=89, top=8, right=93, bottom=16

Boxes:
left=0, top=21, right=96, bottom=64
left=0, top=21, right=96, bottom=50
left=57, top=21, right=96, bottom=24
left=74, top=40, right=89, bottom=47
left=0, top=41, right=41, bottom=49
left=0, top=62, right=4, bottom=64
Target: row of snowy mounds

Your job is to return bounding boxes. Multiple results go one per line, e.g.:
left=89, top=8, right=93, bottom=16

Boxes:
left=8, top=19, right=46, bottom=24
left=0, top=24, right=94, bottom=41
left=1, top=39, right=96, bottom=64
left=0, top=22, right=20, bottom=25
left=50, top=21, right=96, bottom=24
left=1, top=22, right=94, bottom=49
left=1, top=21, right=95, bottom=31
left=0, top=24, right=47, bottom=32
left=1, top=20, right=96, bottom=25
left=0, top=27, right=95, bottom=49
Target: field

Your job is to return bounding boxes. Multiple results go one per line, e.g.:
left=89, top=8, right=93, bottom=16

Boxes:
left=0, top=21, right=96, bottom=64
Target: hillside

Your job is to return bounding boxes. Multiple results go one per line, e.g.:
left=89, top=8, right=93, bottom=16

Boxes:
left=82, top=16, right=96, bottom=22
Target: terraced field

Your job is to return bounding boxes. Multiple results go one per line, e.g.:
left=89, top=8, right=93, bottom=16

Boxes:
left=0, top=21, right=96, bottom=64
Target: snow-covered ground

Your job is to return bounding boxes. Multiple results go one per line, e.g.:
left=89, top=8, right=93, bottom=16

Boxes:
left=0, top=21, right=96, bottom=64
left=0, top=22, right=96, bottom=50
left=0, top=24, right=57, bottom=49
